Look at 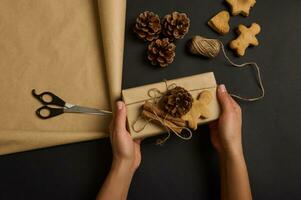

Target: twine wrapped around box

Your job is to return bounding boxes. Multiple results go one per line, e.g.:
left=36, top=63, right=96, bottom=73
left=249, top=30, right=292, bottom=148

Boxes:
left=122, top=72, right=221, bottom=139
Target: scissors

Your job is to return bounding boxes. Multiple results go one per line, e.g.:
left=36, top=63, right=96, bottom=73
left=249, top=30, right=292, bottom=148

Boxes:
left=32, top=89, right=112, bottom=119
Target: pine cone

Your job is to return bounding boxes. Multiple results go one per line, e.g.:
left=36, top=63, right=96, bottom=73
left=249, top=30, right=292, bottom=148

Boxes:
left=133, top=11, right=161, bottom=42
left=162, top=11, right=190, bottom=41
left=160, top=86, right=193, bottom=117
left=147, top=38, right=176, bottom=67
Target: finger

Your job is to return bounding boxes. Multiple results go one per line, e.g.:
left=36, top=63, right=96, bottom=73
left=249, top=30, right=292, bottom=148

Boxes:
left=134, top=139, right=142, bottom=152
left=228, top=95, right=241, bottom=112
left=229, top=94, right=237, bottom=107
left=113, top=101, right=127, bottom=133
left=134, top=138, right=143, bottom=145
left=208, top=121, right=218, bottom=133
left=217, top=84, right=233, bottom=112
left=209, top=120, right=218, bottom=129
left=231, top=98, right=240, bottom=110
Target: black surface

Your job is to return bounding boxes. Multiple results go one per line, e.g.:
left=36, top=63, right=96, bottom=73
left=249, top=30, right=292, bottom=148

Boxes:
left=1, top=0, right=301, bottom=199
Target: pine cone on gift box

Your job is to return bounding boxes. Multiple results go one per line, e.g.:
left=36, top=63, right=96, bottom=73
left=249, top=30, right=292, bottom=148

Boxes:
left=160, top=86, right=193, bottom=118
left=147, top=38, right=176, bottom=67
left=133, top=11, right=162, bottom=42
left=162, top=11, right=190, bottom=41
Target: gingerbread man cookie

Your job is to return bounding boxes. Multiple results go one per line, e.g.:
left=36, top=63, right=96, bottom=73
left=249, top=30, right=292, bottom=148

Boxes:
left=208, top=10, right=230, bottom=35
left=226, top=0, right=256, bottom=16
left=230, top=23, right=260, bottom=56
left=181, top=90, right=212, bottom=130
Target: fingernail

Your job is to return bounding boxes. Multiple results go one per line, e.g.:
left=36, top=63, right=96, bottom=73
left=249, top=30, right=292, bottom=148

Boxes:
left=219, top=84, right=227, bottom=93
left=116, top=101, right=123, bottom=110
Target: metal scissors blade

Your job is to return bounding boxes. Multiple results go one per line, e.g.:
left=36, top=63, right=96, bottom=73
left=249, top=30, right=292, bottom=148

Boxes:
left=64, top=105, right=112, bottom=116
left=32, top=89, right=112, bottom=119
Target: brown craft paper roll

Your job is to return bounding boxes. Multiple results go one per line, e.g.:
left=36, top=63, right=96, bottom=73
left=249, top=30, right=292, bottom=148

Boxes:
left=98, top=0, right=126, bottom=108
left=0, top=0, right=128, bottom=155
left=122, top=72, right=221, bottom=139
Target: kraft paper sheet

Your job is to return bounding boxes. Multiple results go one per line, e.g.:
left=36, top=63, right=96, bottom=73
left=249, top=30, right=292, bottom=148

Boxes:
left=0, top=0, right=126, bottom=155
left=98, top=0, right=126, bottom=106
left=122, top=72, right=221, bottom=139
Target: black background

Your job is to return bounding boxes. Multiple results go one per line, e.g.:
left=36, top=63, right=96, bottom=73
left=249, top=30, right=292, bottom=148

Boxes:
left=1, top=0, right=301, bottom=199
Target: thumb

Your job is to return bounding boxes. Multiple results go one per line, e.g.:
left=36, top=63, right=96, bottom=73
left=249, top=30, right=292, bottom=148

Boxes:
left=217, top=84, right=232, bottom=112
left=209, top=120, right=218, bottom=130
left=113, top=101, right=127, bottom=132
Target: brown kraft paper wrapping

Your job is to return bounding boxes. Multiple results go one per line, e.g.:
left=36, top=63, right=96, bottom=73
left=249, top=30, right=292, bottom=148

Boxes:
left=0, top=0, right=127, bottom=155
left=122, top=72, right=221, bottom=139
left=98, top=0, right=126, bottom=107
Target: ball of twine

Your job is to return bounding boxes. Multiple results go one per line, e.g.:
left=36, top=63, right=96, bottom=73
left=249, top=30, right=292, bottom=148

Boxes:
left=188, top=35, right=221, bottom=58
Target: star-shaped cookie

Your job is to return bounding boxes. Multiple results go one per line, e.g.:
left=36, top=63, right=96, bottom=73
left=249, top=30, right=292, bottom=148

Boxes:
left=182, top=90, right=212, bottom=130
left=226, top=0, right=256, bottom=16
left=208, top=10, right=230, bottom=35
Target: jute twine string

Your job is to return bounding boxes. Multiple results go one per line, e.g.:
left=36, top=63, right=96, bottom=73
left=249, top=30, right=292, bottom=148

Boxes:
left=129, top=36, right=266, bottom=144
left=131, top=81, right=193, bottom=145
left=189, top=35, right=265, bottom=101
left=126, top=86, right=215, bottom=106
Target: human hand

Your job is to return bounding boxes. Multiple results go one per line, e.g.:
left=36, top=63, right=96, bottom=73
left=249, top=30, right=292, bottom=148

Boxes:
left=109, top=101, right=142, bottom=173
left=209, top=85, right=243, bottom=157
left=97, top=101, right=141, bottom=200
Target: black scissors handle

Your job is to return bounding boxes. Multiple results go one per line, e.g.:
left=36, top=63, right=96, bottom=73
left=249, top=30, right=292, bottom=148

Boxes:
left=35, top=106, right=64, bottom=119
left=32, top=89, right=65, bottom=106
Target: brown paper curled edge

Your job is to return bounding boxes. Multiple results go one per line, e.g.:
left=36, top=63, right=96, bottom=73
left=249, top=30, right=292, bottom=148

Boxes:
left=98, top=0, right=126, bottom=108
left=0, top=0, right=127, bottom=155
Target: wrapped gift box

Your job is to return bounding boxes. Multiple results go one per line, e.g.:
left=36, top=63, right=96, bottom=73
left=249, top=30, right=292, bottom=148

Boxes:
left=122, top=72, right=221, bottom=139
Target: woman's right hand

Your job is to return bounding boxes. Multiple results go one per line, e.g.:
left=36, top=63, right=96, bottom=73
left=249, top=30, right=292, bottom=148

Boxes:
left=210, top=85, right=253, bottom=200
left=209, top=84, right=243, bottom=157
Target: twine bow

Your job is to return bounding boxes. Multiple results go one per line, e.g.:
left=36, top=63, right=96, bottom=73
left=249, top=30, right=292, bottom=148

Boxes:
left=132, top=81, right=193, bottom=145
